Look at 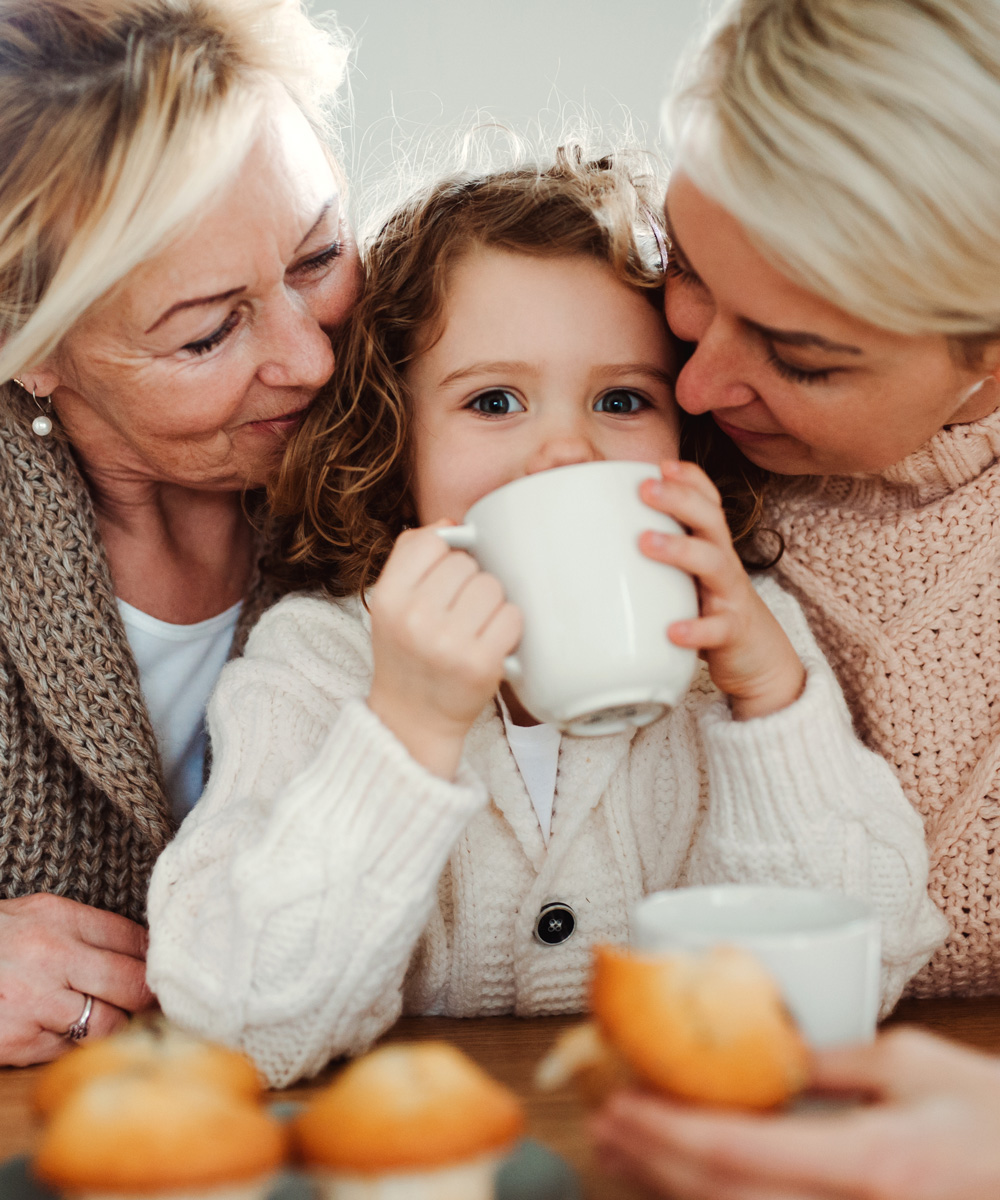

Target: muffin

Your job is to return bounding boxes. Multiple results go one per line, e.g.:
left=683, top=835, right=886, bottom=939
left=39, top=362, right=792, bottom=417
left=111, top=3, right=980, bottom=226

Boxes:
left=294, top=1042, right=525, bottom=1200
left=538, top=943, right=810, bottom=1110
left=34, top=1015, right=262, bottom=1119
left=34, top=1071, right=287, bottom=1199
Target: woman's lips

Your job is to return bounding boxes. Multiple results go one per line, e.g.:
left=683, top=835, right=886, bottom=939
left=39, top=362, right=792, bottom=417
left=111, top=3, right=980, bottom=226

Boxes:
left=247, top=406, right=310, bottom=435
left=711, top=413, right=783, bottom=445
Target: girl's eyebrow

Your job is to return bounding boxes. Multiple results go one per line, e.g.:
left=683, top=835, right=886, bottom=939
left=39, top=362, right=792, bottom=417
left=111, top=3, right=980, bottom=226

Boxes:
left=439, top=360, right=536, bottom=385
left=438, top=361, right=676, bottom=388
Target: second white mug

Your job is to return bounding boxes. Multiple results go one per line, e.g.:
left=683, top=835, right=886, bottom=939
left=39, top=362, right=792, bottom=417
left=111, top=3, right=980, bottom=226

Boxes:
left=437, top=459, right=699, bottom=735
left=633, top=885, right=882, bottom=1047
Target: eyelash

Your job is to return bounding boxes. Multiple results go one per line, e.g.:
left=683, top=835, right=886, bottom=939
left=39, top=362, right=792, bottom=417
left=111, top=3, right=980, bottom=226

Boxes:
left=182, top=310, right=240, bottom=356
left=765, top=351, right=835, bottom=386
left=665, top=244, right=842, bottom=387
left=664, top=256, right=702, bottom=287
left=181, top=242, right=343, bottom=356
left=296, top=240, right=342, bottom=274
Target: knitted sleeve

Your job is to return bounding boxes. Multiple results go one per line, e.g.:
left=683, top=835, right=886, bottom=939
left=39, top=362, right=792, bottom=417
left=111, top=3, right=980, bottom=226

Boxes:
left=679, top=574, right=948, bottom=1013
left=146, top=594, right=485, bottom=1088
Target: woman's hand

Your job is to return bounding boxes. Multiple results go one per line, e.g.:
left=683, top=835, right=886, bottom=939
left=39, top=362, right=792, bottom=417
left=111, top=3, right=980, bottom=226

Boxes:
left=639, top=460, right=805, bottom=719
left=367, top=525, right=523, bottom=779
left=0, top=893, right=155, bottom=1066
left=589, top=1028, right=1000, bottom=1200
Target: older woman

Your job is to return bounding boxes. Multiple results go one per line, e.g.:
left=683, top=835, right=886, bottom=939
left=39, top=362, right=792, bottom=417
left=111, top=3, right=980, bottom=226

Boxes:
left=594, top=0, right=1000, bottom=1194
left=0, top=0, right=359, bottom=1065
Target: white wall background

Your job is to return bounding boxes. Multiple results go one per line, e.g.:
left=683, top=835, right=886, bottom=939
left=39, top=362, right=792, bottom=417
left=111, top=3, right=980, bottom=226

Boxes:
left=310, top=1, right=713, bottom=208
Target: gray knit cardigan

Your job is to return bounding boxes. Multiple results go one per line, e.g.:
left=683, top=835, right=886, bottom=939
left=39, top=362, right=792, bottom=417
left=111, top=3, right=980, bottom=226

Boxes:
left=0, top=409, right=279, bottom=922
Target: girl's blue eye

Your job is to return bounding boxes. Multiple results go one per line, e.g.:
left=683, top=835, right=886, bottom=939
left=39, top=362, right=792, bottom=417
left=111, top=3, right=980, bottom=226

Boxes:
left=596, top=389, right=645, bottom=415
left=470, top=389, right=525, bottom=415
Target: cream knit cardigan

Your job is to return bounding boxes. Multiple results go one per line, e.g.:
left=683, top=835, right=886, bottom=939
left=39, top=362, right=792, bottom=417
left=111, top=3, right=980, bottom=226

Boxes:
left=147, top=576, right=945, bottom=1087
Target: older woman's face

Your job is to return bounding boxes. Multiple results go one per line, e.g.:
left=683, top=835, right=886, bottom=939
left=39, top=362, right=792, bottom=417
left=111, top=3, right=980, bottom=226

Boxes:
left=39, top=92, right=360, bottom=490
left=664, top=173, right=1000, bottom=476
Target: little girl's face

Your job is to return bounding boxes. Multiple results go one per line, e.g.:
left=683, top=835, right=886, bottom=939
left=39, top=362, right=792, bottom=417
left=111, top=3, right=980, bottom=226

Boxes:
left=405, top=247, right=681, bottom=524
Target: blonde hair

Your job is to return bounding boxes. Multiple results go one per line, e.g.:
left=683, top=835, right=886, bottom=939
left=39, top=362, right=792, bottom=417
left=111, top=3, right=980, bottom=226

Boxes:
left=0, top=0, right=348, bottom=390
left=671, top=0, right=1000, bottom=343
left=269, top=144, right=673, bottom=597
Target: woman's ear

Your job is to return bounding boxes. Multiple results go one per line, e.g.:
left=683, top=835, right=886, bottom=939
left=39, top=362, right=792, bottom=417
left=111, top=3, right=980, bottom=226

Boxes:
left=19, top=364, right=61, bottom=397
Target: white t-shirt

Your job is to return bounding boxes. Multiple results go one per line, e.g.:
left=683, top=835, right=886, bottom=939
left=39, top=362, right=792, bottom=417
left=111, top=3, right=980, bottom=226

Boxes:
left=498, top=694, right=562, bottom=844
left=118, top=599, right=242, bottom=821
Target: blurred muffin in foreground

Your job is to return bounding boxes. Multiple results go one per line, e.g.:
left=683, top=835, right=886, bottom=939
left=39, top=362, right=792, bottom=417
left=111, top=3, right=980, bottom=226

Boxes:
left=34, top=1015, right=262, bottom=1119
left=538, top=943, right=810, bottom=1110
left=294, top=1042, right=525, bottom=1199
left=33, top=1072, right=286, bottom=1199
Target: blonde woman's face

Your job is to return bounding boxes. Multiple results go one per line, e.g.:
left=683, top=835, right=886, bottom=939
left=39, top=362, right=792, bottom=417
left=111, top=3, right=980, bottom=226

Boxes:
left=664, top=173, right=1000, bottom=476
left=406, top=247, right=681, bottom=526
left=39, top=92, right=360, bottom=490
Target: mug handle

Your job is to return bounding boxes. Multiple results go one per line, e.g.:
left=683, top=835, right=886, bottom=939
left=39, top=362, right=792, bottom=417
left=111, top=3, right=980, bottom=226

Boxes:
left=435, top=524, right=476, bottom=551
left=434, top=524, right=523, bottom=682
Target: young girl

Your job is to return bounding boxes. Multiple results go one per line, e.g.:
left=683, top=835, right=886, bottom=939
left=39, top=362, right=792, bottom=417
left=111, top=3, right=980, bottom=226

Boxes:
left=147, top=150, right=945, bottom=1087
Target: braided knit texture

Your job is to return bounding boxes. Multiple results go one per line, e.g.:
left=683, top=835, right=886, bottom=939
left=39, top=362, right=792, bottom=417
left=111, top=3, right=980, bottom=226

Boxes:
left=763, top=409, right=1000, bottom=997
left=0, top=407, right=276, bottom=921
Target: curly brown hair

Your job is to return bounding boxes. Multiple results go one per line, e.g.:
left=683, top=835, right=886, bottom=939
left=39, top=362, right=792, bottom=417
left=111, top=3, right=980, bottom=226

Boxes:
left=268, top=146, right=775, bottom=597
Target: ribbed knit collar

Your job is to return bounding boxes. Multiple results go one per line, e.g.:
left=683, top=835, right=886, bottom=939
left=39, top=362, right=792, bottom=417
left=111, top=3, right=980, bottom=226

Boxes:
left=770, top=406, right=1000, bottom=512
left=0, top=407, right=175, bottom=845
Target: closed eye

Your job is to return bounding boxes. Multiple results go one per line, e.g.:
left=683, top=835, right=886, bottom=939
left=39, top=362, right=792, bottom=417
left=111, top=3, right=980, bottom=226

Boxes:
left=765, top=351, right=836, bottom=385
left=468, top=388, right=526, bottom=416
left=293, top=240, right=342, bottom=275
left=181, top=310, right=241, bottom=356
left=664, top=252, right=703, bottom=289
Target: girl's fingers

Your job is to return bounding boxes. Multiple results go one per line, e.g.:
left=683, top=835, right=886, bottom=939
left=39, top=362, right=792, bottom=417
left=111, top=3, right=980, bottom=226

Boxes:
left=641, top=530, right=742, bottom=595
left=659, top=458, right=723, bottom=505
left=445, top=570, right=509, bottom=639
left=378, top=526, right=453, bottom=594
left=642, top=476, right=732, bottom=544
left=480, top=601, right=524, bottom=660
left=669, top=613, right=734, bottom=649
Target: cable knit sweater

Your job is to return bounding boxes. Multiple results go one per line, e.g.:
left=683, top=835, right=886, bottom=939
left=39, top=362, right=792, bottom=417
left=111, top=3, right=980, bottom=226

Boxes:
left=148, top=575, right=944, bottom=1087
left=763, top=409, right=1000, bottom=997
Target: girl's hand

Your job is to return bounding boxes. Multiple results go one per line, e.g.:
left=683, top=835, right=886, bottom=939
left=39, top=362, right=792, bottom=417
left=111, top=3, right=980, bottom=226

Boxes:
left=367, top=524, right=523, bottom=778
left=639, top=460, right=805, bottom=720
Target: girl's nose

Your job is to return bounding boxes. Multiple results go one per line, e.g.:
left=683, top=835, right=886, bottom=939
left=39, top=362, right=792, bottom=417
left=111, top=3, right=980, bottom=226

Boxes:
left=525, top=435, right=604, bottom=475
left=256, top=291, right=336, bottom=391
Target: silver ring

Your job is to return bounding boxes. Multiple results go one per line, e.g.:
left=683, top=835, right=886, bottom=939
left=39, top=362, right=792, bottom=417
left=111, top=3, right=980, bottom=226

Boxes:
left=65, top=993, right=94, bottom=1041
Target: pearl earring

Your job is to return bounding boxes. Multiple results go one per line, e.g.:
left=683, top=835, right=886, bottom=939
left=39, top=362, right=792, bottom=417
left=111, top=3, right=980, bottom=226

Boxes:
left=12, top=377, right=53, bottom=436
left=29, top=387, right=52, bottom=436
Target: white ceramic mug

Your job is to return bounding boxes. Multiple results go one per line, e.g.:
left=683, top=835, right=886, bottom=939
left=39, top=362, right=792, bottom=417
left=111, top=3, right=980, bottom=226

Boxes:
left=437, top=459, right=698, bottom=735
left=633, top=885, right=881, bottom=1047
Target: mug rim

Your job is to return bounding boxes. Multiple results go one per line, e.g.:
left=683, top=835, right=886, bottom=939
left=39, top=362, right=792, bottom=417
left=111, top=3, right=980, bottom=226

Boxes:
left=633, top=884, right=878, bottom=945
left=466, top=457, right=660, bottom=517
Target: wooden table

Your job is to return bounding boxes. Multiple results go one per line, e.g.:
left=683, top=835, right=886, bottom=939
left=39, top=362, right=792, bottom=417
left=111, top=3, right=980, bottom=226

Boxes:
left=1, top=998, right=998, bottom=1198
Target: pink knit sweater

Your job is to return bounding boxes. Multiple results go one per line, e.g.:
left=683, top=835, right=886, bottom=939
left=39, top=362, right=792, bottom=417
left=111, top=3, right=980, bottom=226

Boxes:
left=763, top=409, right=1000, bottom=996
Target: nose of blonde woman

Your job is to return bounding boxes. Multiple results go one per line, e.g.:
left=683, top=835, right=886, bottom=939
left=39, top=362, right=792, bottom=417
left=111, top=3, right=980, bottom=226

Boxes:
left=255, top=292, right=336, bottom=391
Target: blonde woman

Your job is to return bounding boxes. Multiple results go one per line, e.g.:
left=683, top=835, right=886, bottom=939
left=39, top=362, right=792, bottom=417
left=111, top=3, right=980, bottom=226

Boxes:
left=0, top=0, right=359, bottom=1065
left=593, top=1, right=1000, bottom=1194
